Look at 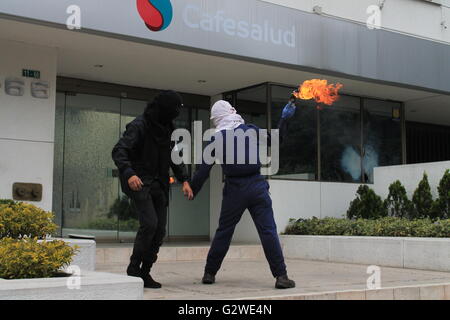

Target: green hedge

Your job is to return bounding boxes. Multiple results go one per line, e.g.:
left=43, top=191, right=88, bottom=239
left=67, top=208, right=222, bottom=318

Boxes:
left=284, top=217, right=450, bottom=238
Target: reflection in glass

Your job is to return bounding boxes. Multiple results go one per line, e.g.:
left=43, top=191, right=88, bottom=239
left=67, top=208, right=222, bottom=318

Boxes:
left=61, top=94, right=121, bottom=241
left=320, top=96, right=361, bottom=183
left=271, top=85, right=317, bottom=180
left=168, top=107, right=210, bottom=239
left=172, top=105, right=192, bottom=178
left=236, top=85, right=267, bottom=129
left=363, top=99, right=402, bottom=183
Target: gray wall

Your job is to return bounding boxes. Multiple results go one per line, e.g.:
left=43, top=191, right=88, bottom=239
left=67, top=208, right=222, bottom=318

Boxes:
left=1, top=0, right=449, bottom=94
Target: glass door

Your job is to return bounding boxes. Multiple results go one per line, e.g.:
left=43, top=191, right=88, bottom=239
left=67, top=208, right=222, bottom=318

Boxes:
left=53, top=89, right=211, bottom=242
left=60, top=93, right=122, bottom=241
left=168, top=107, right=210, bottom=240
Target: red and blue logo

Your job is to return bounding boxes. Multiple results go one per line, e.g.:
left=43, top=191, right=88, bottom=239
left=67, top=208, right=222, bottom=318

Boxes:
left=136, top=0, right=173, bottom=32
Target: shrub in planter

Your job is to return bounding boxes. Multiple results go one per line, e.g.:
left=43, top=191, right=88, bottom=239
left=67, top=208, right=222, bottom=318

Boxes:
left=0, top=199, right=16, bottom=206
left=284, top=217, right=450, bottom=238
left=286, top=217, right=351, bottom=236
left=347, top=185, right=387, bottom=219
left=0, top=202, right=57, bottom=239
left=428, top=219, right=450, bottom=238
left=346, top=217, right=411, bottom=237
left=0, top=238, right=75, bottom=279
left=384, top=180, right=413, bottom=219
left=0, top=200, right=76, bottom=280
left=412, top=172, right=434, bottom=219
left=431, top=169, right=450, bottom=219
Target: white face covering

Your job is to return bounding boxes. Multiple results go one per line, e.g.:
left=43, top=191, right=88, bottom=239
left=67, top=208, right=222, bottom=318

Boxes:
left=210, top=100, right=245, bottom=132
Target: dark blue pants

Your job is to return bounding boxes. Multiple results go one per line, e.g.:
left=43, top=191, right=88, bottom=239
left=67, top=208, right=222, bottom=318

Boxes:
left=205, top=175, right=287, bottom=277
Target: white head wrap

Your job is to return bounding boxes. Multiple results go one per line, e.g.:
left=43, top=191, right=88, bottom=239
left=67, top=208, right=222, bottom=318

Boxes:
left=210, top=100, right=245, bottom=132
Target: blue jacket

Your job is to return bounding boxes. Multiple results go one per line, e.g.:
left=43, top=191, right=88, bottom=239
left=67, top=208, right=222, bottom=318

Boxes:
left=190, top=117, right=290, bottom=196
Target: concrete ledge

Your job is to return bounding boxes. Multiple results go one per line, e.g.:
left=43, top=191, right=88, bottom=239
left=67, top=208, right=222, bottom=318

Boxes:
left=403, top=238, right=450, bottom=272
left=329, top=237, right=403, bottom=267
left=41, top=238, right=96, bottom=271
left=0, top=271, right=143, bottom=300
left=240, top=283, right=450, bottom=300
left=281, top=235, right=450, bottom=272
left=96, top=245, right=264, bottom=266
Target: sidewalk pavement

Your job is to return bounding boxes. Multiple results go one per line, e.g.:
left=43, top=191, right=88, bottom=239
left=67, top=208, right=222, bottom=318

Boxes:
left=97, top=259, right=450, bottom=300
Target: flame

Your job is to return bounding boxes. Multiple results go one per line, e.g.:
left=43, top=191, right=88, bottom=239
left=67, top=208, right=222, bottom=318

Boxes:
left=294, top=79, right=343, bottom=106
left=169, top=177, right=175, bottom=184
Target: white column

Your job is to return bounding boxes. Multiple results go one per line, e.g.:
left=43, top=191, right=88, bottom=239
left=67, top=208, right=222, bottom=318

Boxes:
left=0, top=39, right=58, bottom=211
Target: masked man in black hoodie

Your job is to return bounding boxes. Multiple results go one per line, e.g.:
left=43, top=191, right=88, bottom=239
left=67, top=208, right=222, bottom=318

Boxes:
left=112, top=90, right=193, bottom=289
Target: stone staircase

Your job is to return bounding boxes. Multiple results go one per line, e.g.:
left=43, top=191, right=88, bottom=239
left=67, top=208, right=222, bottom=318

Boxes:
left=96, top=243, right=265, bottom=270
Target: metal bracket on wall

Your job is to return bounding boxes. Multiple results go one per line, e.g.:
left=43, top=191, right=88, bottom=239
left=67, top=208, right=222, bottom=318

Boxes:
left=12, top=183, right=43, bottom=202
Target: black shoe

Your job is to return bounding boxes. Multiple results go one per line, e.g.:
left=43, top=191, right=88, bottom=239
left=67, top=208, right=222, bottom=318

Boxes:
left=202, top=272, right=215, bottom=284
left=275, top=275, right=296, bottom=289
left=142, top=274, right=162, bottom=289
left=126, top=264, right=142, bottom=278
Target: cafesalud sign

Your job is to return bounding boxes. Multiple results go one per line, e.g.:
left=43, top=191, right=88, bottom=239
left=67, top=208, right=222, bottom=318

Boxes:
left=1, top=0, right=449, bottom=94
left=136, top=0, right=296, bottom=46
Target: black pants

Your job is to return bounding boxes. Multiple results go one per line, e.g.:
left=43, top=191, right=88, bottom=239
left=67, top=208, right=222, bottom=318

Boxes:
left=128, top=182, right=167, bottom=272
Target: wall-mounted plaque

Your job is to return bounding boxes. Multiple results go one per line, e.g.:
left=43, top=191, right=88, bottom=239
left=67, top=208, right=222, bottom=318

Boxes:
left=12, top=183, right=43, bottom=202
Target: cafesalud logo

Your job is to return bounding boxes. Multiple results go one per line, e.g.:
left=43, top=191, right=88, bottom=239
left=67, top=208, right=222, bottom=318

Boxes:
left=136, top=0, right=173, bottom=32
left=135, top=1, right=296, bottom=48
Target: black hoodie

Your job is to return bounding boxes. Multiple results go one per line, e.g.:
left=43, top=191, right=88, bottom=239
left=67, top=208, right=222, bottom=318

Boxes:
left=112, top=91, right=188, bottom=196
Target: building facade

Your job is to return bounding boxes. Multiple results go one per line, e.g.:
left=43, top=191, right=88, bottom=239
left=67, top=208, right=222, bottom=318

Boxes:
left=0, top=0, right=449, bottom=243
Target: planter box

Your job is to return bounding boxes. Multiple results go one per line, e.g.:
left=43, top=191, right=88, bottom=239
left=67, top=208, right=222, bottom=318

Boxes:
left=41, top=238, right=96, bottom=271
left=281, top=235, right=450, bottom=272
left=0, top=239, right=143, bottom=300
left=0, top=271, right=143, bottom=300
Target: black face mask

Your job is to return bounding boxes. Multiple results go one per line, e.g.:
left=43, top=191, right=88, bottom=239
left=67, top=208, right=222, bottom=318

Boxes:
left=155, top=91, right=183, bottom=124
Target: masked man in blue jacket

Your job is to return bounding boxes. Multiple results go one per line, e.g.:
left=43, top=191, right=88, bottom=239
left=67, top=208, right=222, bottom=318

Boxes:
left=186, top=98, right=297, bottom=289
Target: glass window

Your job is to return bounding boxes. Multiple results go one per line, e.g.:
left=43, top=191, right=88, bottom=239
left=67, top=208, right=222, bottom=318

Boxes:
left=320, top=96, right=362, bottom=183
left=223, top=84, right=405, bottom=184
left=223, top=92, right=234, bottom=105
left=363, top=99, right=402, bottom=183
left=236, top=85, right=268, bottom=128
left=270, top=85, right=318, bottom=180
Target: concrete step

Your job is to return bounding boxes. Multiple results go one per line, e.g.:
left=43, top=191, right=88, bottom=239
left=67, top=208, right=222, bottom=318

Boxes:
left=241, top=283, right=450, bottom=300
left=96, top=244, right=265, bottom=267
left=98, top=259, right=450, bottom=300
